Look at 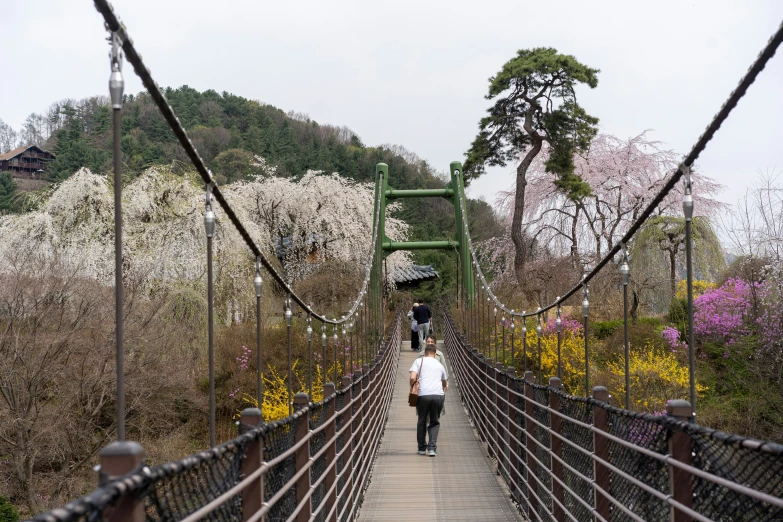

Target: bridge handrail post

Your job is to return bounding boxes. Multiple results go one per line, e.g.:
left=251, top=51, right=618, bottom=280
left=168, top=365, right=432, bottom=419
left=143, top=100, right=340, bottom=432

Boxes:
left=475, top=353, right=487, bottom=444
left=338, top=375, right=353, bottom=516
left=549, top=377, right=565, bottom=522
left=98, top=441, right=145, bottom=522
left=495, top=362, right=505, bottom=471
left=352, top=368, right=365, bottom=506
left=667, top=400, right=694, bottom=522
left=524, top=371, right=539, bottom=518
left=362, top=363, right=372, bottom=471
left=592, top=386, right=611, bottom=522
left=238, top=408, right=265, bottom=522
left=293, top=393, right=312, bottom=522
left=485, top=357, right=496, bottom=459
left=322, top=384, right=337, bottom=522
left=507, top=367, right=522, bottom=504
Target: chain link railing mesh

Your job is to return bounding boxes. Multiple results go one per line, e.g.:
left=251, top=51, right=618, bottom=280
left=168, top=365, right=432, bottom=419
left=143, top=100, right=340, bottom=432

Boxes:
left=606, top=411, right=669, bottom=521
left=31, top=298, right=401, bottom=522
left=262, top=419, right=297, bottom=522
left=334, top=390, right=347, bottom=522
left=444, top=312, right=783, bottom=522
left=144, top=437, right=248, bottom=521
left=497, top=371, right=511, bottom=486
left=558, top=394, right=594, bottom=521
left=309, top=400, right=329, bottom=522
left=510, top=378, right=529, bottom=516
left=689, top=428, right=783, bottom=520
left=532, top=386, right=552, bottom=521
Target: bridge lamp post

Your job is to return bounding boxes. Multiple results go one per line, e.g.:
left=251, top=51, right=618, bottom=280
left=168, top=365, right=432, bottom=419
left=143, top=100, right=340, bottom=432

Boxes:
left=510, top=313, right=515, bottom=368
left=535, top=311, right=543, bottom=383
left=480, top=285, right=485, bottom=352
left=348, top=318, right=354, bottom=375
left=620, top=247, right=631, bottom=410
left=307, top=313, right=313, bottom=400
left=683, top=167, right=696, bottom=418
left=341, top=322, right=347, bottom=379
left=321, top=323, right=327, bottom=386
left=109, top=29, right=126, bottom=442
left=285, top=296, right=293, bottom=416
left=493, top=306, right=498, bottom=362
left=204, top=186, right=216, bottom=447
left=582, top=269, right=590, bottom=397
left=501, top=311, right=506, bottom=366
left=556, top=303, right=563, bottom=381
left=486, top=296, right=491, bottom=355
left=521, top=316, right=528, bottom=373
left=254, top=259, right=263, bottom=413
left=333, top=325, right=339, bottom=385
left=358, top=299, right=364, bottom=367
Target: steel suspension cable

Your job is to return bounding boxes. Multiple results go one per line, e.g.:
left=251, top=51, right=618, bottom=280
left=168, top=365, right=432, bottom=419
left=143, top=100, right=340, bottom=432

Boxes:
left=94, top=0, right=385, bottom=328
left=457, top=18, right=783, bottom=320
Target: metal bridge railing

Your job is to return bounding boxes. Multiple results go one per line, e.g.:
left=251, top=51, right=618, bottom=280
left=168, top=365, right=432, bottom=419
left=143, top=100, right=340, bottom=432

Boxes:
left=32, top=313, right=401, bottom=522
left=443, top=312, right=783, bottom=522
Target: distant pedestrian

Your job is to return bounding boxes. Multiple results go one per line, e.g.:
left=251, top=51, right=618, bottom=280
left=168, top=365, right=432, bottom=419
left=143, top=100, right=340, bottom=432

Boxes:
left=418, top=337, right=446, bottom=417
left=412, top=298, right=432, bottom=348
left=409, top=344, right=448, bottom=456
left=407, top=303, right=419, bottom=351
left=419, top=336, right=446, bottom=366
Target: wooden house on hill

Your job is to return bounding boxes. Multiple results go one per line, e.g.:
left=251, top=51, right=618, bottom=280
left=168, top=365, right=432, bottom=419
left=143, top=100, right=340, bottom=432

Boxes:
left=0, top=145, right=55, bottom=179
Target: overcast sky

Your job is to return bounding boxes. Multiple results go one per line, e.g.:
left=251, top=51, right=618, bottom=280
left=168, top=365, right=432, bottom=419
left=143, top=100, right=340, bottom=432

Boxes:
left=1, top=0, right=781, bottom=208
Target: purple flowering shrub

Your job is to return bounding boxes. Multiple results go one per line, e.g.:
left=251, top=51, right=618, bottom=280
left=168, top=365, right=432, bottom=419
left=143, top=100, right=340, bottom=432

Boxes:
left=542, top=315, right=583, bottom=336
left=693, top=278, right=757, bottom=346
left=660, top=326, right=686, bottom=352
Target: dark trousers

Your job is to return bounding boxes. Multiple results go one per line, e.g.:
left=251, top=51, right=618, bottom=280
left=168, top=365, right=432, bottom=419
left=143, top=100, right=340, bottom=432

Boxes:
left=416, top=394, right=444, bottom=451
left=411, top=329, right=419, bottom=350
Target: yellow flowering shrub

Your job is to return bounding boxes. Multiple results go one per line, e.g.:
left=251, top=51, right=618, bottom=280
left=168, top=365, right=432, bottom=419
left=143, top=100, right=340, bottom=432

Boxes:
left=606, top=343, right=707, bottom=412
left=497, top=330, right=587, bottom=396
left=675, top=279, right=714, bottom=301
left=239, top=360, right=343, bottom=422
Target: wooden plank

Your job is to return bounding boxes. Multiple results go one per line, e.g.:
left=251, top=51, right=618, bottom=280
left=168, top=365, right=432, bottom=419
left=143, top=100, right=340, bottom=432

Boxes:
left=357, top=342, right=523, bottom=522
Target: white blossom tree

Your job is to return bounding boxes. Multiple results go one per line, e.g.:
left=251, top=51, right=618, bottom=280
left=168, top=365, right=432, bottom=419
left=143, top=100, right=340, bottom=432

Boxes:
left=0, top=165, right=411, bottom=318
left=478, top=132, right=725, bottom=315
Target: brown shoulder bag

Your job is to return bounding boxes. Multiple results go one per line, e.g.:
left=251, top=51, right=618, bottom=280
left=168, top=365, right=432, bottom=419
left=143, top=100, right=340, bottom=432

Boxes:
left=408, top=357, right=425, bottom=407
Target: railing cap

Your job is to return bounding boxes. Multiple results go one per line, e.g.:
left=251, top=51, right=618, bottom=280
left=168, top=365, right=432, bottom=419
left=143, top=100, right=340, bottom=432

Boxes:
left=667, top=399, right=692, bottom=420
left=99, top=440, right=144, bottom=458
left=592, top=386, right=609, bottom=401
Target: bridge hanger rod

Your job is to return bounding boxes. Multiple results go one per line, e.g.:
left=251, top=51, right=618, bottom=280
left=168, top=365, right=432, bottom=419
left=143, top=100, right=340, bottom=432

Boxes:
left=462, top=18, right=783, bottom=319
left=93, top=0, right=383, bottom=326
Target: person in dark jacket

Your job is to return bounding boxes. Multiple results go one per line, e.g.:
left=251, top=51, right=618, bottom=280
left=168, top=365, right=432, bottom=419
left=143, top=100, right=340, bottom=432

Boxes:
left=407, top=303, right=419, bottom=351
left=412, top=299, right=431, bottom=348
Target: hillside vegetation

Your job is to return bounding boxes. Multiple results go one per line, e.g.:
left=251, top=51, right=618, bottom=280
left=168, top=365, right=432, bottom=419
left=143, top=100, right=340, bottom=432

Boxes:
left=2, top=86, right=502, bottom=298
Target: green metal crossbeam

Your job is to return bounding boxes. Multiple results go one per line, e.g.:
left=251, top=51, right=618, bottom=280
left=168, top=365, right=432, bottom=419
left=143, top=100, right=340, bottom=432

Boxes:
left=382, top=240, right=459, bottom=251
left=386, top=188, right=454, bottom=199
left=369, top=160, right=474, bottom=305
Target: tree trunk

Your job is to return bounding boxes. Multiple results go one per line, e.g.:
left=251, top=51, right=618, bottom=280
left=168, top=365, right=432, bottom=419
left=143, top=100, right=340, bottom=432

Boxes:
left=570, top=204, right=580, bottom=261
left=669, top=248, right=677, bottom=298
left=14, top=427, right=39, bottom=514
left=630, top=289, right=639, bottom=324
left=512, top=141, right=543, bottom=284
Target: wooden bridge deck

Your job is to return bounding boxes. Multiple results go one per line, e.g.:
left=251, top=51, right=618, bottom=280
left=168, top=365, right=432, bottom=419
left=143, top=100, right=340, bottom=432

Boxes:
left=357, top=341, right=523, bottom=521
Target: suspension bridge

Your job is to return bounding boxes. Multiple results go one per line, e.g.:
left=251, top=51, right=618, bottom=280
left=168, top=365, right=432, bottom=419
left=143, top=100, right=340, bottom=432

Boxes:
left=22, top=1, right=783, bottom=521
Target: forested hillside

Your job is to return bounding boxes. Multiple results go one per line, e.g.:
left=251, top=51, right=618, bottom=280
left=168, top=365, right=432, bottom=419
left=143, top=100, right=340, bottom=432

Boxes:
left=0, top=86, right=501, bottom=297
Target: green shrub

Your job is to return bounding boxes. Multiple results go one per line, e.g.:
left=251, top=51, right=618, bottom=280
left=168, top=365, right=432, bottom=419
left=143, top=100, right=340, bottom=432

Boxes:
left=0, top=496, right=20, bottom=522
left=669, top=297, right=687, bottom=324
left=592, top=319, right=623, bottom=339
left=592, top=317, right=663, bottom=340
